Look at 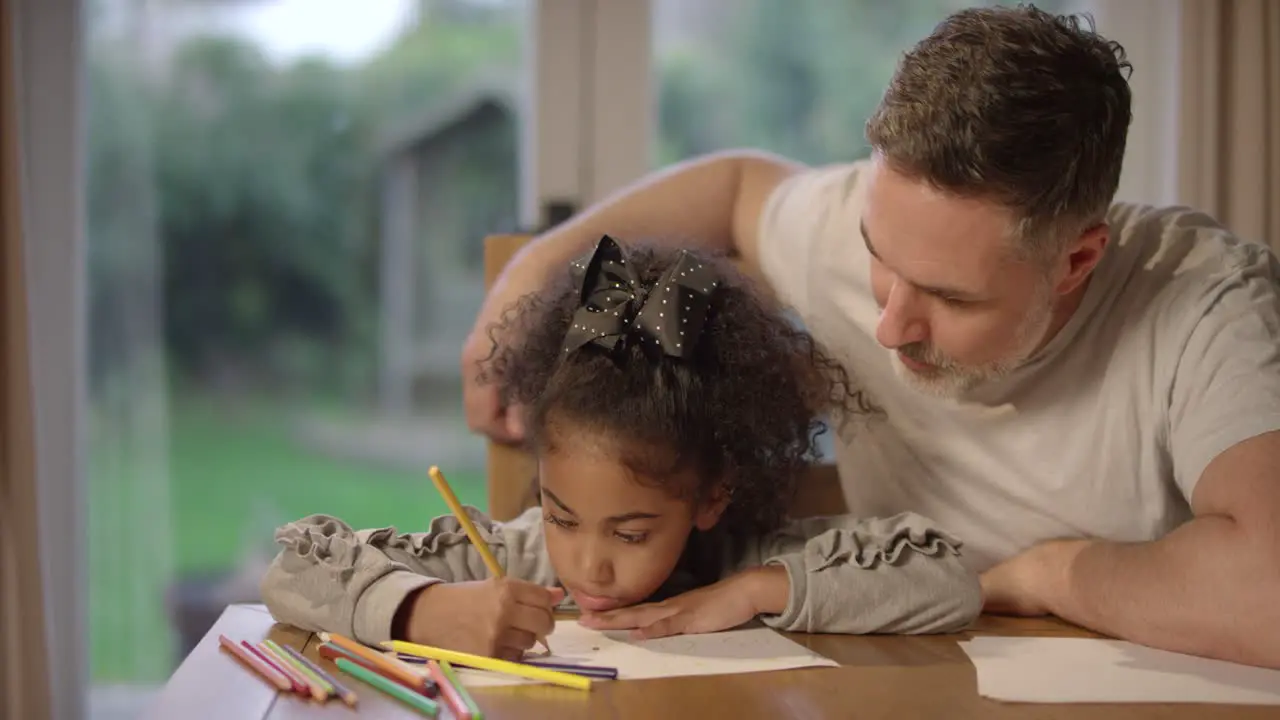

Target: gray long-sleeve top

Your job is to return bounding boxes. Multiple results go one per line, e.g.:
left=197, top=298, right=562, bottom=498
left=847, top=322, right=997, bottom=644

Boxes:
left=260, top=506, right=983, bottom=646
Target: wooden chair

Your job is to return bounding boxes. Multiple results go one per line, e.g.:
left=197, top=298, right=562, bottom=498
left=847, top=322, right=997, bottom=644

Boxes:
left=482, top=234, right=846, bottom=521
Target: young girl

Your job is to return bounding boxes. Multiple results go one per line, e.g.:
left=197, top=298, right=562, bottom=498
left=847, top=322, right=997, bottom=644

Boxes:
left=261, top=235, right=981, bottom=661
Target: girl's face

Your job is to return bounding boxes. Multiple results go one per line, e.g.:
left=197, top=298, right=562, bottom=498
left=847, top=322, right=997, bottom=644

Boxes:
left=537, top=427, right=726, bottom=613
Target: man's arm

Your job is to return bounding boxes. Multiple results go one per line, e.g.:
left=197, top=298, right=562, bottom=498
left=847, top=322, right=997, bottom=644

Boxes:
left=488, top=149, right=803, bottom=308
left=1045, top=431, right=1280, bottom=667
left=984, top=248, right=1280, bottom=668
left=462, top=149, right=803, bottom=441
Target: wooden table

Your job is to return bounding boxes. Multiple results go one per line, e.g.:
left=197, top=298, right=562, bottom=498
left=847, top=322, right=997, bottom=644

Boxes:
left=142, top=604, right=1271, bottom=720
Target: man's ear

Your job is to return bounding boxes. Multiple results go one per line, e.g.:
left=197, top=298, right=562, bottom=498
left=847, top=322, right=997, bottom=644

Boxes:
left=694, top=483, right=732, bottom=531
left=1054, top=222, right=1109, bottom=296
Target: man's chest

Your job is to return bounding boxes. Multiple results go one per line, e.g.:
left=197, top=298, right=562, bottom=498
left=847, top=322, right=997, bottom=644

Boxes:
left=832, top=388, right=1192, bottom=570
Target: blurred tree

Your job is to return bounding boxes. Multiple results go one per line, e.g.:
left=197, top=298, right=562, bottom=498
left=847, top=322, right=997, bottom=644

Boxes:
left=656, top=0, right=1068, bottom=167
left=86, top=5, right=524, bottom=399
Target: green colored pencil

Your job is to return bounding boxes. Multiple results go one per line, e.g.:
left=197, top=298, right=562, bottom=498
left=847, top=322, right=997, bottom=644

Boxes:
left=438, top=660, right=484, bottom=720
left=264, top=639, right=333, bottom=697
left=335, top=657, right=439, bottom=717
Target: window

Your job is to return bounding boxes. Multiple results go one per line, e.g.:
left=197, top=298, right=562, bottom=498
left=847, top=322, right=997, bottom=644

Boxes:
left=653, top=0, right=1072, bottom=168
left=84, top=0, right=528, bottom=715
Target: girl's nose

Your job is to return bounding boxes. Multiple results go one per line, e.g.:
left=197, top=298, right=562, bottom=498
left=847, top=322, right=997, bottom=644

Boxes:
left=579, top=538, right=614, bottom=586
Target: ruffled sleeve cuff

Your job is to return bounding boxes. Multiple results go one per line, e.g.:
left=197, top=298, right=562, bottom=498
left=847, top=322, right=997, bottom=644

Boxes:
left=758, top=512, right=980, bottom=634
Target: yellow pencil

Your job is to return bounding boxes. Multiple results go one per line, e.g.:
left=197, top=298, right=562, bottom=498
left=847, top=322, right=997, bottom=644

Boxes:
left=428, top=465, right=552, bottom=655
left=383, top=639, right=592, bottom=691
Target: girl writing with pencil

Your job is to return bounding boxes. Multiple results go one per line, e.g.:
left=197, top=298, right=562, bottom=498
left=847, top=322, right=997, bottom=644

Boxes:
left=261, top=235, right=981, bottom=662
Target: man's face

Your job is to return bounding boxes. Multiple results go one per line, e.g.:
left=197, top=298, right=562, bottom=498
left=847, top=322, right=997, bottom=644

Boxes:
left=862, top=158, right=1060, bottom=397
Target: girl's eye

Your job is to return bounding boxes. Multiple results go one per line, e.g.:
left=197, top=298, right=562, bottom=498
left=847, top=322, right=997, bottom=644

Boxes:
left=614, top=532, right=648, bottom=545
left=545, top=514, right=577, bottom=529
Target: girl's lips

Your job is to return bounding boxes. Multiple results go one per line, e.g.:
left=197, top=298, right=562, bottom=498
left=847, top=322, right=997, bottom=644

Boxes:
left=569, top=588, right=625, bottom=612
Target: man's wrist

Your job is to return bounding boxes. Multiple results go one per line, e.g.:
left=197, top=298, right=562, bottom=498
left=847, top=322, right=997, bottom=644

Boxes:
left=1039, top=538, right=1089, bottom=618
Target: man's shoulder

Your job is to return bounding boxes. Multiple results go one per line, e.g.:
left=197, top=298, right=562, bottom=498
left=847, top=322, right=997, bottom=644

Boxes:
left=1102, top=202, right=1278, bottom=313
left=767, top=158, right=874, bottom=217
left=1106, top=202, right=1274, bottom=278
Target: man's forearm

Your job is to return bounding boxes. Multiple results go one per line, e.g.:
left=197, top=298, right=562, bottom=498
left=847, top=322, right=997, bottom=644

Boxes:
left=1052, top=515, right=1280, bottom=667
left=492, top=149, right=802, bottom=301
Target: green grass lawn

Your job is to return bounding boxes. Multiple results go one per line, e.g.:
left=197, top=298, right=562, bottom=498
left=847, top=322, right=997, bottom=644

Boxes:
left=88, top=398, right=486, bottom=684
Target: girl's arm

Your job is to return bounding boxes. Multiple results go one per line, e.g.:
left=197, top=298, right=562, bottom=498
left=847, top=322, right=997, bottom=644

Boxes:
left=734, top=512, right=983, bottom=634
left=260, top=505, right=556, bottom=645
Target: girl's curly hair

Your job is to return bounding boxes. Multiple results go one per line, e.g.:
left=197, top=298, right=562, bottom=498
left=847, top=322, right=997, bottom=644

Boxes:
left=479, top=239, right=868, bottom=536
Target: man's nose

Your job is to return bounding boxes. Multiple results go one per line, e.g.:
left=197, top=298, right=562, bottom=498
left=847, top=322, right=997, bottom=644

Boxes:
left=875, top=281, right=929, bottom=349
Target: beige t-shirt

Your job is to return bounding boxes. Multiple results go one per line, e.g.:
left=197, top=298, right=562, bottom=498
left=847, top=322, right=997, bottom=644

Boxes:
left=758, top=160, right=1280, bottom=572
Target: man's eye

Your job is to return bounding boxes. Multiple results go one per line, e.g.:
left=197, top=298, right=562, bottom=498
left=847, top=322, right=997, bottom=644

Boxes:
left=614, top=532, right=648, bottom=544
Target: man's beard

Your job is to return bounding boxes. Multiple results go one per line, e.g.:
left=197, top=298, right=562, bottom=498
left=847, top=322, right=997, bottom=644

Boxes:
left=890, top=283, right=1056, bottom=398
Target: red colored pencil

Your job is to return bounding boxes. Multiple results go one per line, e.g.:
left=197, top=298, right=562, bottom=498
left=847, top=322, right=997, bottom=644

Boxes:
left=426, top=660, right=472, bottom=720
left=218, top=635, right=292, bottom=691
left=241, top=641, right=308, bottom=696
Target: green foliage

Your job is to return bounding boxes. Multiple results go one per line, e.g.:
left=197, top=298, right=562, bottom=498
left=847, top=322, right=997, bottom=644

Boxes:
left=655, top=0, right=1069, bottom=167
left=86, top=8, right=522, bottom=397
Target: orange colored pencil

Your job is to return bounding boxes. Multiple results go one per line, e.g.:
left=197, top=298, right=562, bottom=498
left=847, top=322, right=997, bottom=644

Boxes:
left=426, top=660, right=472, bottom=720
left=317, top=642, right=429, bottom=695
left=218, top=635, right=292, bottom=691
left=320, top=632, right=429, bottom=692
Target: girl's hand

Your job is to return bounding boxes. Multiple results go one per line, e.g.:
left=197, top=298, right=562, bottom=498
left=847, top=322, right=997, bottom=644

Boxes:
left=403, top=578, right=564, bottom=660
left=577, top=566, right=790, bottom=640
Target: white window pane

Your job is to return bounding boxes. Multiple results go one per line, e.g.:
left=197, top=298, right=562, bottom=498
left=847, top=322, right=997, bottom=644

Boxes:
left=84, top=0, right=529, bottom=714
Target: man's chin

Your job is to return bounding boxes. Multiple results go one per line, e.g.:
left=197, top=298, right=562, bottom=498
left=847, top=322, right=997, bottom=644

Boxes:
left=890, top=354, right=971, bottom=398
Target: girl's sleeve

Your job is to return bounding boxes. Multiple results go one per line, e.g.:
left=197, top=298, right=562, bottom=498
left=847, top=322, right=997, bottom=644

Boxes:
left=733, top=512, right=982, bottom=635
left=259, top=505, right=556, bottom=645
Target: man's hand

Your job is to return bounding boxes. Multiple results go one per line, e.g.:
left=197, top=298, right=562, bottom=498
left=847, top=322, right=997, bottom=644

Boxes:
left=460, top=324, right=525, bottom=444
left=980, top=539, right=1086, bottom=617
left=577, top=566, right=789, bottom=640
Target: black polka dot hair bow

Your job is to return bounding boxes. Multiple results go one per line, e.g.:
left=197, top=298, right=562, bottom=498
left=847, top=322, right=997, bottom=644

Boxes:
left=562, top=235, right=718, bottom=359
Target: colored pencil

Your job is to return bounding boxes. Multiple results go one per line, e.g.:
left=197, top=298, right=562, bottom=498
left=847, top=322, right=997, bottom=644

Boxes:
left=522, top=659, right=619, bottom=679
left=242, top=641, right=308, bottom=696
left=320, top=632, right=430, bottom=692
left=262, top=639, right=330, bottom=702
left=384, top=639, right=592, bottom=691
left=336, top=658, right=440, bottom=717
left=428, top=465, right=553, bottom=655
left=280, top=643, right=359, bottom=708
left=319, top=642, right=436, bottom=696
left=217, top=635, right=292, bottom=691
left=437, top=660, right=484, bottom=720
left=399, top=652, right=617, bottom=679
left=426, top=660, right=472, bottom=720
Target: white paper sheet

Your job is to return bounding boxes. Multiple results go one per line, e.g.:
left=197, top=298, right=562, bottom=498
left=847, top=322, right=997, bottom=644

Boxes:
left=452, top=620, right=838, bottom=687
left=959, top=636, right=1280, bottom=705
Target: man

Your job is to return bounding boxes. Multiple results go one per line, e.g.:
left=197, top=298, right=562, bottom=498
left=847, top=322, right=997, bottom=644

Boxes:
left=461, top=5, right=1280, bottom=667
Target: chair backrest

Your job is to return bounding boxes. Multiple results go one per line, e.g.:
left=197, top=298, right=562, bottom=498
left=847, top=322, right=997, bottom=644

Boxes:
left=481, top=234, right=847, bottom=521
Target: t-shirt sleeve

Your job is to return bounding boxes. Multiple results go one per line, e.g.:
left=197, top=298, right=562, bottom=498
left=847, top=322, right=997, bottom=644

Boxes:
left=1168, top=246, right=1280, bottom=501
left=755, top=162, right=867, bottom=320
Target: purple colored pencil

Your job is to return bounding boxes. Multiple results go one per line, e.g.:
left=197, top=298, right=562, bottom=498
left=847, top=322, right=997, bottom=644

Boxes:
left=522, top=659, right=618, bottom=679
left=397, top=653, right=617, bottom=679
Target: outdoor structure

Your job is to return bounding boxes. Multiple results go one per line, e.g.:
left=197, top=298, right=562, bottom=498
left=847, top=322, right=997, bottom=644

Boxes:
left=375, top=82, right=521, bottom=418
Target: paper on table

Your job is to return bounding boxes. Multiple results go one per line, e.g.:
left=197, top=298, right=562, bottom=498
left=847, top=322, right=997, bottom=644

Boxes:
left=454, top=620, right=838, bottom=687
left=959, top=636, right=1280, bottom=705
